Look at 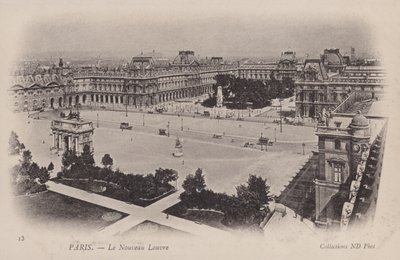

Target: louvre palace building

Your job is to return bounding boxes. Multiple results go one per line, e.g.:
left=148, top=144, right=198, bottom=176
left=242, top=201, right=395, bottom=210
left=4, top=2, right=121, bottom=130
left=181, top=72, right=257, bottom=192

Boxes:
left=294, top=49, right=386, bottom=118
left=9, top=49, right=386, bottom=118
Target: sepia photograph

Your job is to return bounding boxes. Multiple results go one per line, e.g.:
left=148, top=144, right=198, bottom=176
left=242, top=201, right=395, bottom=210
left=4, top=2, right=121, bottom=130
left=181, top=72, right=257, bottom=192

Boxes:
left=1, top=0, right=399, bottom=259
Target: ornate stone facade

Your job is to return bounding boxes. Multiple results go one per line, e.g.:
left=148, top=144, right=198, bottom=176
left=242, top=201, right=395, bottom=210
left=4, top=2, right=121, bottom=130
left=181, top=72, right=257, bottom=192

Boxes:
left=9, top=51, right=239, bottom=111
left=314, top=112, right=386, bottom=229
left=295, top=49, right=386, bottom=118
left=50, top=114, right=95, bottom=154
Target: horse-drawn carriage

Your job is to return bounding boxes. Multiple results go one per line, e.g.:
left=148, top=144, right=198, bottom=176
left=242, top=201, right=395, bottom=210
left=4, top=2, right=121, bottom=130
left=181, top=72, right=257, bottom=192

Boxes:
left=120, top=122, right=133, bottom=130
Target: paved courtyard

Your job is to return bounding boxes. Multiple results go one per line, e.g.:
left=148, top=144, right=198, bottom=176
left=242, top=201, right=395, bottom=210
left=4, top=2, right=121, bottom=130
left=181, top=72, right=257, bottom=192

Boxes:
left=11, top=109, right=316, bottom=196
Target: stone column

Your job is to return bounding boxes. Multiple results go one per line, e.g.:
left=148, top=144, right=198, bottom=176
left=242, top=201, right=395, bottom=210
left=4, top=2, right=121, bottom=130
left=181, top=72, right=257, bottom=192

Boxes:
left=75, top=137, right=79, bottom=152
left=68, top=135, right=71, bottom=151
left=60, top=134, right=64, bottom=150
left=53, top=133, right=56, bottom=148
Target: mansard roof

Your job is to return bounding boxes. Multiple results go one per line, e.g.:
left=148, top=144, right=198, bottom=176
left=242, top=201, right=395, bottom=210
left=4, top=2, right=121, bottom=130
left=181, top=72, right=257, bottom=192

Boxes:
left=9, top=73, right=64, bottom=90
left=303, top=59, right=328, bottom=80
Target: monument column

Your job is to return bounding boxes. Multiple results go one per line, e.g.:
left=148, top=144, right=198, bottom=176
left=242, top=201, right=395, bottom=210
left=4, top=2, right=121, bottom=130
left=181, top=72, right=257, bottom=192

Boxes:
left=68, top=135, right=71, bottom=151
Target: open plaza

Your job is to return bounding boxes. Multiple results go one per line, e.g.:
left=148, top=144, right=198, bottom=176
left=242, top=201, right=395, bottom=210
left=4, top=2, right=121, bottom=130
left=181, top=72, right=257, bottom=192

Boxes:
left=12, top=103, right=316, bottom=196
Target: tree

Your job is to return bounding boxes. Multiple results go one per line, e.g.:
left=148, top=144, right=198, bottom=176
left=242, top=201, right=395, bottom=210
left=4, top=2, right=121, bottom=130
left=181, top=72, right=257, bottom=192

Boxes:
left=48, top=162, right=54, bottom=172
left=19, top=150, right=32, bottom=176
left=9, top=131, right=21, bottom=155
left=61, top=150, right=78, bottom=170
left=28, top=162, right=40, bottom=180
left=182, top=168, right=206, bottom=195
left=237, top=175, right=271, bottom=205
left=155, top=168, right=178, bottom=185
left=101, top=154, right=113, bottom=168
left=81, top=144, right=95, bottom=166
left=154, top=168, right=178, bottom=194
left=38, top=167, right=50, bottom=184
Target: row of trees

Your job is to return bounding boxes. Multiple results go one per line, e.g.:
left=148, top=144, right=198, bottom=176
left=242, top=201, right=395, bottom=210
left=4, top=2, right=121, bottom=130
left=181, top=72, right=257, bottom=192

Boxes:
left=59, top=146, right=178, bottom=200
left=9, top=131, right=25, bottom=155
left=180, top=169, right=272, bottom=228
left=9, top=132, right=53, bottom=195
left=203, top=74, right=295, bottom=109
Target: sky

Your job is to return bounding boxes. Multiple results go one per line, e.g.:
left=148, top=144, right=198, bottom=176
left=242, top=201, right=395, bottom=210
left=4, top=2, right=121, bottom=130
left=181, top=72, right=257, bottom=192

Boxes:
left=13, top=0, right=377, bottom=60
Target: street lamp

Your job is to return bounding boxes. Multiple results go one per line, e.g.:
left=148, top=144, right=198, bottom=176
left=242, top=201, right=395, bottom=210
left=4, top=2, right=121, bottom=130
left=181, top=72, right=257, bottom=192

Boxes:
left=143, top=114, right=145, bottom=126
left=123, top=82, right=128, bottom=117
left=167, top=121, right=170, bottom=137
left=175, top=176, right=179, bottom=191
left=302, top=142, right=305, bottom=155
left=279, top=98, right=283, bottom=133
left=96, top=113, right=99, bottom=128
left=274, top=127, right=277, bottom=143
left=181, top=118, right=183, bottom=131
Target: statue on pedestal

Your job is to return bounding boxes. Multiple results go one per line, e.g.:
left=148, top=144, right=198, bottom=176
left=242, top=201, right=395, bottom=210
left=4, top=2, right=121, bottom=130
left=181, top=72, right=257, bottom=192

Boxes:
left=216, top=86, right=223, bottom=108
left=173, top=137, right=183, bottom=157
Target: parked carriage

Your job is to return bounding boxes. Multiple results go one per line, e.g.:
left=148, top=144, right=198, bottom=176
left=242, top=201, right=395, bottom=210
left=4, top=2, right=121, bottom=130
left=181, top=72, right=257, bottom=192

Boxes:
left=120, top=122, right=133, bottom=130
left=159, top=129, right=168, bottom=136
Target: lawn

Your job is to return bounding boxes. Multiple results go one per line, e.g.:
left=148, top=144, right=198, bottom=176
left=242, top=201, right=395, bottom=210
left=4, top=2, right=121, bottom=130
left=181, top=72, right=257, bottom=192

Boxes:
left=13, top=191, right=128, bottom=232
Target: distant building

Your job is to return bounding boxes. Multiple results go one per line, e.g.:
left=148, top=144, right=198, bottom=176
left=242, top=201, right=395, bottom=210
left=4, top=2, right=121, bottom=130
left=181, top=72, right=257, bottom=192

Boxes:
left=238, top=50, right=301, bottom=81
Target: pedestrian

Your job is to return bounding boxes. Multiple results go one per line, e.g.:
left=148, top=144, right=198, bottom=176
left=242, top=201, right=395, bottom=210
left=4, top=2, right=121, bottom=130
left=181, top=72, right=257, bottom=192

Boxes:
left=131, top=137, right=133, bottom=142
left=166, top=214, right=169, bottom=219
left=182, top=160, right=184, bottom=165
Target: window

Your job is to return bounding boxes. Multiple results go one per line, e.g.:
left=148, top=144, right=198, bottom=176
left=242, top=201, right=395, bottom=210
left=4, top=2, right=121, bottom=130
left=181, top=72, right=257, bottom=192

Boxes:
left=318, top=137, right=325, bottom=149
left=333, top=163, right=343, bottom=182
left=335, top=140, right=341, bottom=150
